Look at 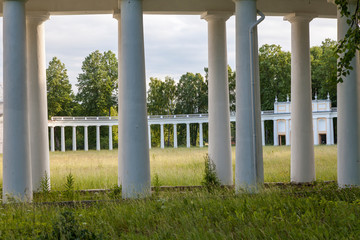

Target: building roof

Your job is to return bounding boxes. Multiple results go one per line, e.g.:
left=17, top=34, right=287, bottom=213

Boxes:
left=0, top=0, right=336, bottom=18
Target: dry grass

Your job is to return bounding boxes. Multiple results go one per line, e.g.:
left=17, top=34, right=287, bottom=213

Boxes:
left=0, top=145, right=337, bottom=190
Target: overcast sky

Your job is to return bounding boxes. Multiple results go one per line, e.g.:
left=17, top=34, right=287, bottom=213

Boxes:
left=0, top=14, right=337, bottom=94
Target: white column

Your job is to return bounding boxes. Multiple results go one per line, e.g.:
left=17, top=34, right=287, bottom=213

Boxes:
left=160, top=124, right=165, bottom=149
left=313, top=118, right=319, bottom=145
left=173, top=124, right=177, bottom=148
left=109, top=125, right=113, bottom=150
left=285, top=119, right=290, bottom=146
left=119, top=0, right=150, bottom=198
left=84, top=126, right=89, bottom=151
left=330, top=118, right=334, bottom=145
left=186, top=123, right=190, bottom=148
left=96, top=125, right=100, bottom=151
left=199, top=123, right=204, bottom=148
left=337, top=1, right=360, bottom=187
left=285, top=13, right=315, bottom=183
left=202, top=12, right=232, bottom=185
left=3, top=0, right=32, bottom=201
left=72, top=126, right=77, bottom=151
left=261, top=120, right=265, bottom=146
left=26, top=12, right=50, bottom=192
left=114, top=10, right=123, bottom=185
left=273, top=120, right=278, bottom=146
left=234, top=0, right=264, bottom=191
left=50, top=127, right=55, bottom=152
left=326, top=117, right=331, bottom=145
left=61, top=126, right=65, bottom=152
left=148, top=125, right=151, bottom=149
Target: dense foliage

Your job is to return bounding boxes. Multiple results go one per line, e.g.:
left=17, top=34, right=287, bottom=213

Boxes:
left=335, top=0, right=360, bottom=82
left=46, top=57, right=75, bottom=118
left=76, top=50, right=118, bottom=116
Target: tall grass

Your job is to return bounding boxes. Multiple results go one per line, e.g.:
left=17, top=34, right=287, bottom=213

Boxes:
left=0, top=145, right=337, bottom=190
left=0, top=185, right=360, bottom=239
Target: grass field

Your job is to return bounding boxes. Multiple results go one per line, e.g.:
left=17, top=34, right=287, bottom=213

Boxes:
left=0, top=145, right=337, bottom=190
left=1, top=145, right=360, bottom=239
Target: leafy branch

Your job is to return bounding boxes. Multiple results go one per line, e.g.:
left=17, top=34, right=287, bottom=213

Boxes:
left=335, top=0, right=360, bottom=82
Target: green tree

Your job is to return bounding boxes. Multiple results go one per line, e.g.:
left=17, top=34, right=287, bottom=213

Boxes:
left=76, top=50, right=118, bottom=116
left=259, top=44, right=291, bottom=111
left=147, top=77, right=177, bottom=147
left=228, top=66, right=236, bottom=112
left=147, top=77, right=176, bottom=115
left=46, top=57, right=75, bottom=118
left=311, top=39, right=338, bottom=105
left=176, top=72, right=208, bottom=114
left=176, top=72, right=208, bottom=146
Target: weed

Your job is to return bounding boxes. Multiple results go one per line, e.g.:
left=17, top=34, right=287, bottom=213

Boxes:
left=108, top=184, right=122, bottom=199
left=201, top=154, right=221, bottom=192
left=64, top=172, right=75, bottom=200
left=153, top=173, right=161, bottom=195
left=39, top=172, right=51, bottom=194
left=41, top=209, right=100, bottom=240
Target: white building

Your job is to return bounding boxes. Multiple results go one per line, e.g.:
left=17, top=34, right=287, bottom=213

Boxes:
left=0, top=0, right=358, bottom=202
left=48, top=96, right=337, bottom=151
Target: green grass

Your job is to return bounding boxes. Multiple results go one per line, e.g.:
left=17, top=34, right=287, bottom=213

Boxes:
left=1, top=185, right=360, bottom=239
left=0, top=145, right=338, bottom=190
left=0, top=145, right=359, bottom=239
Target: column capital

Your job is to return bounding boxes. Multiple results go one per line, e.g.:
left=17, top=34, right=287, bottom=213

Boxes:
left=27, top=11, right=50, bottom=24
left=201, top=11, right=232, bottom=21
left=113, top=9, right=121, bottom=20
left=284, top=13, right=317, bottom=23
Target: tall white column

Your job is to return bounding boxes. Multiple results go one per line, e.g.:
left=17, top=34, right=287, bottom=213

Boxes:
left=119, top=0, right=150, bottom=198
left=273, top=120, right=278, bottom=146
left=109, top=125, right=113, bottom=150
left=160, top=124, right=165, bottom=149
left=234, top=0, right=264, bottom=191
left=337, top=1, right=360, bottom=187
left=199, top=123, right=204, bottom=148
left=330, top=118, right=334, bottom=145
left=72, top=126, right=77, bottom=151
left=313, top=118, right=319, bottom=145
left=50, top=127, right=55, bottom=152
left=148, top=125, right=151, bottom=149
left=84, top=126, right=88, bottom=151
left=173, top=124, right=177, bottom=148
left=96, top=125, right=100, bottom=151
left=26, top=12, right=50, bottom=192
left=285, top=119, right=290, bottom=146
left=61, top=126, right=65, bottom=152
left=3, top=0, right=32, bottom=202
left=186, top=123, right=190, bottom=148
left=326, top=117, right=331, bottom=145
left=261, top=120, right=265, bottom=146
left=285, top=13, right=315, bottom=183
left=202, top=12, right=232, bottom=184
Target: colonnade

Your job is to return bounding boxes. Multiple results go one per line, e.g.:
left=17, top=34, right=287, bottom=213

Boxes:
left=2, top=0, right=360, bottom=202
left=49, top=104, right=338, bottom=151
left=148, top=123, right=204, bottom=149
left=49, top=125, right=115, bottom=152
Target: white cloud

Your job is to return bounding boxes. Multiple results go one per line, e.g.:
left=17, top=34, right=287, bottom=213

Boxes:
left=0, top=14, right=337, bottom=93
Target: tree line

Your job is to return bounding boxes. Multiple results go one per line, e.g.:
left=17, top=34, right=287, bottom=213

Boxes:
left=48, top=39, right=338, bottom=149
